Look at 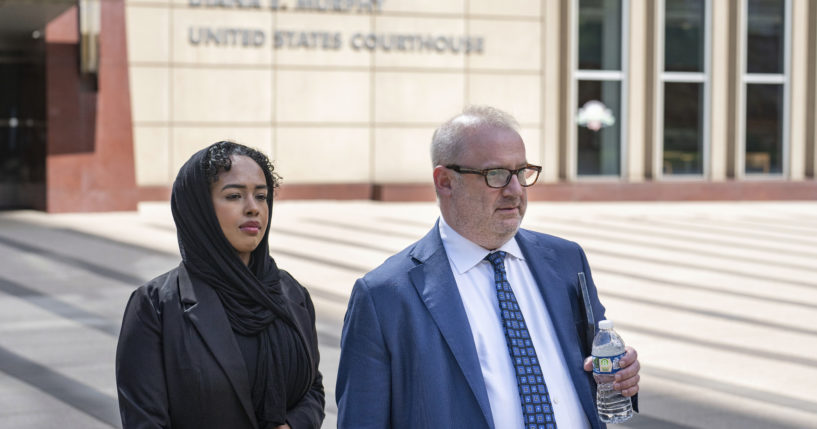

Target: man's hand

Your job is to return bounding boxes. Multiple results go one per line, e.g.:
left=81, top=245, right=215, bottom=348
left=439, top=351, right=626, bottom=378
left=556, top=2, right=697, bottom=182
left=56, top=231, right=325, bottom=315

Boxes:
left=583, top=346, right=640, bottom=397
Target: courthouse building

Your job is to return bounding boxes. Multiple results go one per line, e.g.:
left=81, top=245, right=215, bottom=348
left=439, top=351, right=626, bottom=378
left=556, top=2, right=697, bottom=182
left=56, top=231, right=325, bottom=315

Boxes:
left=1, top=0, right=816, bottom=212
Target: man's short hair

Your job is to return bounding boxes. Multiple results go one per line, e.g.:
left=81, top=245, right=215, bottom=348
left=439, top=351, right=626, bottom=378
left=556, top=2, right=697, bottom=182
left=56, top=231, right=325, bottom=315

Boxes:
left=430, top=105, right=520, bottom=167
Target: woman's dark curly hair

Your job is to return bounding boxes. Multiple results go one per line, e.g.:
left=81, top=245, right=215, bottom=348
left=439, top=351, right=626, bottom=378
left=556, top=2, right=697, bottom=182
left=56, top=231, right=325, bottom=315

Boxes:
left=202, top=141, right=281, bottom=189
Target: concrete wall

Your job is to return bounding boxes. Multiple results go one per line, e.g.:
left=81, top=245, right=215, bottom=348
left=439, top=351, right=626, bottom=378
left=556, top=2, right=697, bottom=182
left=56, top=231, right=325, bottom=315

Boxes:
left=125, top=0, right=547, bottom=196
left=120, top=0, right=817, bottom=204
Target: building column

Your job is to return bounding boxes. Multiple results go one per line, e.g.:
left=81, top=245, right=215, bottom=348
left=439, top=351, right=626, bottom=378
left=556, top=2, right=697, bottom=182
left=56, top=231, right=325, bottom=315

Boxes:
left=626, top=0, right=647, bottom=182
left=45, top=1, right=138, bottom=212
left=804, top=2, right=817, bottom=179
left=789, top=0, right=808, bottom=180
left=542, top=0, right=561, bottom=183
left=558, top=0, right=572, bottom=181
left=710, top=0, right=730, bottom=181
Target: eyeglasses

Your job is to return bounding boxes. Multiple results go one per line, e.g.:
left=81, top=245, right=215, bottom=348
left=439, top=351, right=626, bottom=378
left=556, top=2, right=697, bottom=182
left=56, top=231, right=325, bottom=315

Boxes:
left=446, top=164, right=542, bottom=188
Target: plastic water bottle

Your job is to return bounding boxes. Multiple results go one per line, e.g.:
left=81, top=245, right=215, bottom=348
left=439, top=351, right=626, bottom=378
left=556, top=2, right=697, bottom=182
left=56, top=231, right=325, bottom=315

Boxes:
left=592, top=319, right=633, bottom=424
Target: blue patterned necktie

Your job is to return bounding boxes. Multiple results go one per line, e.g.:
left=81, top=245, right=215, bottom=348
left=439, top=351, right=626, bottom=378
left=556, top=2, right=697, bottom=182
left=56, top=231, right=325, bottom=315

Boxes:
left=486, top=251, right=557, bottom=429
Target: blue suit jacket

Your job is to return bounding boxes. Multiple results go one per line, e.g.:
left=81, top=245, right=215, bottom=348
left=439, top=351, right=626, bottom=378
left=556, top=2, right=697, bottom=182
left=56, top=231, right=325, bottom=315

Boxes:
left=336, top=223, right=609, bottom=429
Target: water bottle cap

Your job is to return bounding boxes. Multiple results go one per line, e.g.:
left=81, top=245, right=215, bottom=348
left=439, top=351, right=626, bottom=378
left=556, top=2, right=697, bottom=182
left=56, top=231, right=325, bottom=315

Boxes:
left=599, top=320, right=613, bottom=330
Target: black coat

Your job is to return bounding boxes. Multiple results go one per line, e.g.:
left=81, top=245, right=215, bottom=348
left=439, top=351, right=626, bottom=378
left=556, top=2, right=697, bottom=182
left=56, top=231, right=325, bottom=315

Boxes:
left=116, top=264, right=325, bottom=429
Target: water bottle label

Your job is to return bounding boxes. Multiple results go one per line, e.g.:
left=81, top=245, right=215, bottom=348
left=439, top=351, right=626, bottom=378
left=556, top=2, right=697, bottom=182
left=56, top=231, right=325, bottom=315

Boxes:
left=592, top=352, right=625, bottom=374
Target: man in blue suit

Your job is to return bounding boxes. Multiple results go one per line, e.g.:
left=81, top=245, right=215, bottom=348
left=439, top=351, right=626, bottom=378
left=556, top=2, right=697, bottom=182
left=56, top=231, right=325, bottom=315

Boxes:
left=336, top=106, right=640, bottom=428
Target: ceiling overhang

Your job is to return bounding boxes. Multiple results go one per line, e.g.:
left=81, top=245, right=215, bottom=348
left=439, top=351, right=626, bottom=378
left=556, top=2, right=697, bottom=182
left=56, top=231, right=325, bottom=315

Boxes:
left=0, top=0, right=75, bottom=42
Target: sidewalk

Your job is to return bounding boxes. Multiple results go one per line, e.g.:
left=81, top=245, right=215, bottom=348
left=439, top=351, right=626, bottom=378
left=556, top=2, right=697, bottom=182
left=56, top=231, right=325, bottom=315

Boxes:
left=0, top=200, right=816, bottom=428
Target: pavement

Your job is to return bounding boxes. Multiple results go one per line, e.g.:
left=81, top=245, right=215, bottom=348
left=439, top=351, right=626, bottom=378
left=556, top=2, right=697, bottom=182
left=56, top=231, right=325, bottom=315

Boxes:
left=0, top=200, right=816, bottom=428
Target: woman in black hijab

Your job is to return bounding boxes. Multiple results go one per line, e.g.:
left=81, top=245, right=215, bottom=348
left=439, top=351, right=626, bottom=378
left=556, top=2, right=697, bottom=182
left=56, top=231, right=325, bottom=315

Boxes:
left=116, top=141, right=324, bottom=429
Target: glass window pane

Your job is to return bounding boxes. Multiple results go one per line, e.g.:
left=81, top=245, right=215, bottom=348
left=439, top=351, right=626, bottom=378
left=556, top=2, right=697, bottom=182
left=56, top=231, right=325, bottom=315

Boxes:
left=578, top=0, right=622, bottom=71
left=663, top=82, right=703, bottom=175
left=665, top=0, right=705, bottom=72
left=577, top=80, right=621, bottom=176
left=0, top=60, right=46, bottom=185
left=745, top=83, right=783, bottom=174
left=747, top=0, right=785, bottom=74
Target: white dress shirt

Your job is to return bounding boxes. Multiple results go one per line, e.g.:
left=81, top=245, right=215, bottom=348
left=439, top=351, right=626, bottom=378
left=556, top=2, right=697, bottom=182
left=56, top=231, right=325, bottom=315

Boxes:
left=438, top=217, right=590, bottom=429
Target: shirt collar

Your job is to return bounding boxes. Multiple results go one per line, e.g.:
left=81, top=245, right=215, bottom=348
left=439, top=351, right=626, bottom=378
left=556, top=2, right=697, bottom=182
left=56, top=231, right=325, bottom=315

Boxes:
left=438, top=216, right=525, bottom=275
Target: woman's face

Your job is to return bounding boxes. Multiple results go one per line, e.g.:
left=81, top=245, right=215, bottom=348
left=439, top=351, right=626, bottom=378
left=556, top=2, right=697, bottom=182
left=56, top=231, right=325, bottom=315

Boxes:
left=210, top=155, right=269, bottom=265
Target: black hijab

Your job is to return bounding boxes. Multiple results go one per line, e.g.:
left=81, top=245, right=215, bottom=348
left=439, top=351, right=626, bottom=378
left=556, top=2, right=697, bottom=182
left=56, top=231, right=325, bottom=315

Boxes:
left=171, top=142, right=311, bottom=427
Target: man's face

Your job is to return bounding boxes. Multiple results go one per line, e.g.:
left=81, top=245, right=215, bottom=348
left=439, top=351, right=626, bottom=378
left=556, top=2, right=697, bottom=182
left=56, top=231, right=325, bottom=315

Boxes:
left=445, top=126, right=528, bottom=249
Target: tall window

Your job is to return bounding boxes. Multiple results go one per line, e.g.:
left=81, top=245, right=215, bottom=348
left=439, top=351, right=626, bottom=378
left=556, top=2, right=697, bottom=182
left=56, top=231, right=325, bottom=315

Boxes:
left=575, top=0, right=626, bottom=177
left=661, top=0, right=709, bottom=176
left=743, top=0, right=789, bottom=175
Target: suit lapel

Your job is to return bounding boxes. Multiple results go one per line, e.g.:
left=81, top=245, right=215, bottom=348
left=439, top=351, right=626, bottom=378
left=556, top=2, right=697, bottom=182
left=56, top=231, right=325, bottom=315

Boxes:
left=409, top=224, right=495, bottom=429
left=177, top=264, right=258, bottom=429
left=515, top=231, right=575, bottom=354
left=516, top=231, right=600, bottom=427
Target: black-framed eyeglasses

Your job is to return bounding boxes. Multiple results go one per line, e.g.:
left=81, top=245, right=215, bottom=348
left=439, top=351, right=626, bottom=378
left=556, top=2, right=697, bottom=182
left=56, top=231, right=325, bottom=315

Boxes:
left=446, top=164, right=542, bottom=188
